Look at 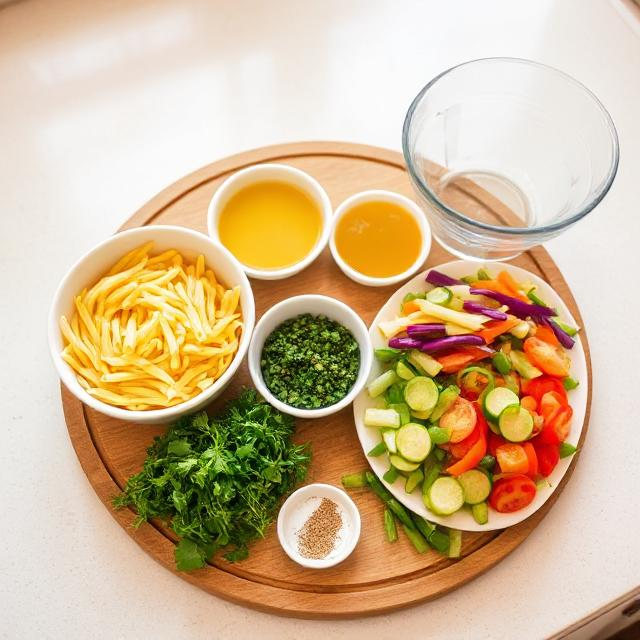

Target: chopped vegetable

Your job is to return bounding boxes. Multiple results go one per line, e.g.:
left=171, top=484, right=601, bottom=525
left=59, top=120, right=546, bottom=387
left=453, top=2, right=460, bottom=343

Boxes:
left=463, top=301, right=508, bottom=320
left=448, top=529, right=462, bottom=558
left=368, top=369, right=399, bottom=398
left=559, top=442, right=578, bottom=458
left=402, top=524, right=430, bottom=553
left=407, top=350, right=443, bottom=377
left=489, top=474, right=536, bottom=513
left=406, top=323, right=447, bottom=338
left=496, top=443, right=529, bottom=474
left=384, top=509, right=398, bottom=542
left=418, top=334, right=486, bottom=353
left=405, top=467, right=424, bottom=493
left=113, top=390, right=309, bottom=569
left=563, top=376, right=580, bottom=390
left=388, top=336, right=425, bottom=350
left=414, top=298, right=490, bottom=331
left=375, top=347, right=402, bottom=362
left=492, top=351, right=512, bottom=375
left=535, top=443, right=560, bottom=477
left=541, top=317, right=575, bottom=349
left=383, top=465, right=399, bottom=484
left=470, top=287, right=556, bottom=319
left=364, top=407, right=401, bottom=428
left=341, top=471, right=368, bottom=488
left=425, top=269, right=463, bottom=287
left=440, top=397, right=478, bottom=443
left=510, top=349, right=543, bottom=379
left=365, top=471, right=414, bottom=529
left=478, top=318, right=521, bottom=344
left=367, top=441, right=387, bottom=457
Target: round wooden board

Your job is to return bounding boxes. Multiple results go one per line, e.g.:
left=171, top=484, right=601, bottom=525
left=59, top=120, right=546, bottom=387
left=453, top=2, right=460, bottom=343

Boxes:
left=61, top=142, right=592, bottom=618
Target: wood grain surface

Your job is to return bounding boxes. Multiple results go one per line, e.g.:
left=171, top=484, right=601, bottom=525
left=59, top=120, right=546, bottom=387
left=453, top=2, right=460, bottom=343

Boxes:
left=60, top=141, right=592, bottom=618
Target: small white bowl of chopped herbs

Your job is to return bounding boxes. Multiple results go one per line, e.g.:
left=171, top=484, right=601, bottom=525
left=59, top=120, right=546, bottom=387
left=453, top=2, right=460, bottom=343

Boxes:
left=277, top=483, right=361, bottom=569
left=248, top=294, right=373, bottom=418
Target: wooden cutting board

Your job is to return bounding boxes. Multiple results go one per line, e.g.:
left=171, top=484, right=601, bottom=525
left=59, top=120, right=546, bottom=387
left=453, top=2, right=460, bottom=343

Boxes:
left=61, top=141, right=592, bottom=618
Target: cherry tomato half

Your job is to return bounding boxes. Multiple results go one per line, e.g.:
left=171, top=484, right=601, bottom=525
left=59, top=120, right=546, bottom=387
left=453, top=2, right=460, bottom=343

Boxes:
left=489, top=474, right=537, bottom=513
left=523, top=337, right=571, bottom=378
left=534, top=443, right=560, bottom=477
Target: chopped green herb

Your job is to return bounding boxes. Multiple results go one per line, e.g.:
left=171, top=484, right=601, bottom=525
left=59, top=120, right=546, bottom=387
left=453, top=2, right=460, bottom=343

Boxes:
left=113, top=389, right=310, bottom=570
left=260, top=313, right=360, bottom=409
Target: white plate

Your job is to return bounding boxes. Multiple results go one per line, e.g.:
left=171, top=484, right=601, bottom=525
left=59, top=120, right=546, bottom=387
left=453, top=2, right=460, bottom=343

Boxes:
left=352, top=261, right=588, bottom=531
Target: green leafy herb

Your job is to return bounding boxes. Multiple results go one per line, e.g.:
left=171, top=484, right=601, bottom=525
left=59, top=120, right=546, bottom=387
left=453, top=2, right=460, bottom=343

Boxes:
left=260, top=313, right=360, bottom=409
left=113, top=389, right=310, bottom=570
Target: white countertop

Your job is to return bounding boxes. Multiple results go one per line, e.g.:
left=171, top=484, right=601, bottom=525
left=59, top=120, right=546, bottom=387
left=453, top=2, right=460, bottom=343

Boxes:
left=1, top=1, right=639, bottom=638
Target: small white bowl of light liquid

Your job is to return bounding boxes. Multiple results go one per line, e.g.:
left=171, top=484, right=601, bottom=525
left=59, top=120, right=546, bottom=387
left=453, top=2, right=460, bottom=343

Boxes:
left=207, top=164, right=332, bottom=280
left=330, top=190, right=431, bottom=287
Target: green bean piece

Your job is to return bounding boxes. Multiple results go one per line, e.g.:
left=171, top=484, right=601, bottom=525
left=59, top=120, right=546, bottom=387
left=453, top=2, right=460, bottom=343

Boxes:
left=428, top=426, right=450, bottom=445
left=526, top=288, right=548, bottom=307
left=479, top=454, right=496, bottom=471
left=492, top=352, right=511, bottom=375
left=559, top=442, right=578, bottom=458
left=384, top=508, right=398, bottom=542
left=365, top=471, right=415, bottom=529
left=341, top=471, right=368, bottom=488
left=367, top=441, right=387, bottom=457
left=383, top=466, right=399, bottom=484
left=476, top=268, right=491, bottom=280
left=563, top=377, right=580, bottom=390
left=402, top=524, right=429, bottom=553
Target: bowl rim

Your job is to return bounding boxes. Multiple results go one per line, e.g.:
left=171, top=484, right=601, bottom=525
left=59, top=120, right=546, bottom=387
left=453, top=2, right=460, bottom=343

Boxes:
left=247, top=294, right=373, bottom=418
left=276, top=482, right=361, bottom=569
left=207, top=162, right=333, bottom=280
left=329, top=189, right=432, bottom=287
left=402, top=56, right=620, bottom=237
left=48, top=224, right=255, bottom=421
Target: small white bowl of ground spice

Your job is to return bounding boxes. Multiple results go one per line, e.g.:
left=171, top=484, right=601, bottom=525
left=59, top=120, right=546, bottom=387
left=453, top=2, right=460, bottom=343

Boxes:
left=248, top=294, right=372, bottom=418
left=277, top=483, right=361, bottom=568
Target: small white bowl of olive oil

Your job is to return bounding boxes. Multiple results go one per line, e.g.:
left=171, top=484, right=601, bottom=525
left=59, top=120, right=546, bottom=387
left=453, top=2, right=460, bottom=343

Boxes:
left=330, top=190, right=431, bottom=287
left=207, top=163, right=332, bottom=280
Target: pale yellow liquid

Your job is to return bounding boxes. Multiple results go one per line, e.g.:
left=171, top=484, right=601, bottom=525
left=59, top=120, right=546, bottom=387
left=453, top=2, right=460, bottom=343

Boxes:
left=218, top=181, right=322, bottom=270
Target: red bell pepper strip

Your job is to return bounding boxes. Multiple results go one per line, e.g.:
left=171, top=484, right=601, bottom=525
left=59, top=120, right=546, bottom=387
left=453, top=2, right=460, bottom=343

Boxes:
left=534, top=443, right=560, bottom=477
left=522, top=442, right=538, bottom=479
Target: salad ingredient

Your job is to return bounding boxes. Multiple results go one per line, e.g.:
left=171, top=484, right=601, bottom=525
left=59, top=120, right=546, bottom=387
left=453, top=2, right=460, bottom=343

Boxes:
left=499, top=405, right=534, bottom=442
left=489, top=475, right=536, bottom=513
left=368, top=369, right=399, bottom=398
left=375, top=347, right=402, bottom=362
left=396, top=360, right=417, bottom=380
left=554, top=318, right=579, bottom=336
left=341, top=471, right=368, bottom=488
left=414, top=299, right=490, bottom=331
left=523, top=337, right=571, bottom=377
left=522, top=376, right=567, bottom=403
left=563, top=376, right=580, bottom=391
left=469, top=288, right=555, bottom=320
left=396, top=422, right=432, bottom=462
left=484, top=387, right=519, bottom=420
left=261, top=313, right=359, bottom=409
left=406, top=323, right=447, bottom=338
left=389, top=402, right=411, bottom=425
left=559, top=442, right=578, bottom=458
left=405, top=467, right=425, bottom=493
left=428, top=477, right=465, bottom=515
left=218, top=180, right=321, bottom=270
left=382, top=428, right=398, bottom=453
left=446, top=433, right=487, bottom=476
left=426, top=286, right=453, bottom=305
left=404, top=377, right=439, bottom=412
left=403, top=524, right=430, bottom=553
left=478, top=318, right=521, bottom=343
left=418, top=334, right=487, bottom=353
left=425, top=269, right=462, bottom=287
left=384, top=508, right=398, bottom=542
left=383, top=465, right=399, bottom=483
left=496, top=443, right=529, bottom=474
left=471, top=502, right=489, bottom=525
left=535, top=443, right=560, bottom=476
left=379, top=311, right=434, bottom=339
left=335, top=199, right=423, bottom=278
left=388, top=336, right=424, bottom=350
left=479, top=454, right=496, bottom=471
left=510, top=350, right=543, bottom=379
left=509, top=320, right=531, bottom=340
left=428, top=426, right=450, bottom=445
left=534, top=324, right=560, bottom=347
left=440, top=397, right=477, bottom=443
left=408, top=350, right=443, bottom=377
left=113, top=389, right=309, bottom=569
left=522, top=442, right=538, bottom=478
left=448, top=529, right=462, bottom=558
left=457, top=470, right=492, bottom=504
left=367, top=442, right=388, bottom=457
left=59, top=242, right=243, bottom=410
left=463, top=301, right=508, bottom=321
left=542, top=317, right=575, bottom=349
left=437, top=347, right=490, bottom=373
left=430, top=385, right=460, bottom=421
left=365, top=471, right=414, bottom=529
left=364, top=407, right=400, bottom=428
left=389, top=454, right=420, bottom=472
left=297, top=497, right=342, bottom=559
left=492, top=351, right=511, bottom=375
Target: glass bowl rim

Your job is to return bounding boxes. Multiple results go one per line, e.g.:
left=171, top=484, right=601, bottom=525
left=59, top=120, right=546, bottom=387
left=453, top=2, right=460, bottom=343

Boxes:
left=401, top=56, right=620, bottom=237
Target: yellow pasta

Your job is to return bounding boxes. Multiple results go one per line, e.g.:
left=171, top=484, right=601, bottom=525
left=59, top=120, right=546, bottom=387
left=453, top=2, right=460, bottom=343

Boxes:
left=60, top=242, right=243, bottom=410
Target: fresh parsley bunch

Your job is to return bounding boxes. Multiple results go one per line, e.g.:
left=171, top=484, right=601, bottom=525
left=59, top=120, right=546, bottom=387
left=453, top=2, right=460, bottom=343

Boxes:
left=113, top=389, right=310, bottom=570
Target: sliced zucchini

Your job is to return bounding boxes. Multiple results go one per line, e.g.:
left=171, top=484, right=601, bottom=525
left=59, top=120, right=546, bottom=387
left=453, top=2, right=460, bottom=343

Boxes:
left=367, top=369, right=399, bottom=398
left=396, top=359, right=416, bottom=380
left=471, top=502, right=489, bottom=525
left=499, top=405, right=534, bottom=442
left=510, top=350, right=542, bottom=380
left=428, top=477, right=464, bottom=515
left=405, top=467, right=424, bottom=494
left=426, top=286, right=452, bottom=305
left=457, top=469, right=491, bottom=505
left=404, top=376, right=439, bottom=413
left=429, top=384, right=460, bottom=422
left=484, top=387, right=519, bottom=421
left=364, top=408, right=400, bottom=428
left=410, top=408, right=432, bottom=420
left=389, top=453, right=421, bottom=473
left=407, top=350, right=443, bottom=377
left=381, top=428, right=398, bottom=454
left=396, top=422, right=432, bottom=463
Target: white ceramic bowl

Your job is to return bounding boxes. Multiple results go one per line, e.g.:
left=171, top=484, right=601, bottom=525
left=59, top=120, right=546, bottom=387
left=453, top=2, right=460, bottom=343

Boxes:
left=48, top=225, right=255, bottom=425
left=277, top=483, right=361, bottom=569
left=248, top=294, right=372, bottom=419
left=207, top=163, right=333, bottom=280
left=330, top=189, right=431, bottom=287
left=353, top=260, right=588, bottom=531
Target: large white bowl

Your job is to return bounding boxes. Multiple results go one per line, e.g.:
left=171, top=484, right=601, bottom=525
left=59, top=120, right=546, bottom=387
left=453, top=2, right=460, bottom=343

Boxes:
left=207, top=163, right=332, bottom=280
left=248, top=295, right=372, bottom=419
left=48, top=225, right=255, bottom=424
left=353, top=261, right=588, bottom=531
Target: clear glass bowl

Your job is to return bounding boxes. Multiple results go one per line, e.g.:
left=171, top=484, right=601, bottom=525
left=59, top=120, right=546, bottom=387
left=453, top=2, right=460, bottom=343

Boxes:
left=402, top=57, right=619, bottom=261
